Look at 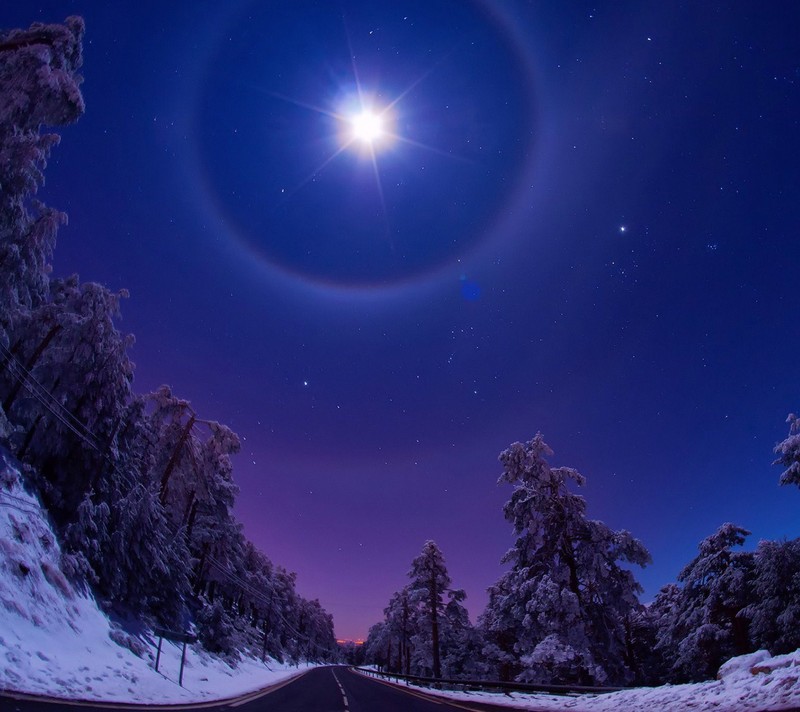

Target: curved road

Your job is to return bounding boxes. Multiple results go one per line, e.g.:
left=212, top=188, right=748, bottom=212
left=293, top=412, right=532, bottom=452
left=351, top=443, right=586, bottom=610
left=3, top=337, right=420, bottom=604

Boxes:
left=0, top=666, right=538, bottom=712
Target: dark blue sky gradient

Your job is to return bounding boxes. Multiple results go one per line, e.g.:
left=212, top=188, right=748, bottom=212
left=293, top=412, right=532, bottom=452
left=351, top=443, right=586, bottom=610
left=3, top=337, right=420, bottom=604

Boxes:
left=5, top=1, right=800, bottom=639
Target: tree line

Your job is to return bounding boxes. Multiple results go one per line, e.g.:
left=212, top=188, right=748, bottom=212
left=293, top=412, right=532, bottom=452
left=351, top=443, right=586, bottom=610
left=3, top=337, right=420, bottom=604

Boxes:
left=365, top=430, right=800, bottom=686
left=0, top=16, right=337, bottom=664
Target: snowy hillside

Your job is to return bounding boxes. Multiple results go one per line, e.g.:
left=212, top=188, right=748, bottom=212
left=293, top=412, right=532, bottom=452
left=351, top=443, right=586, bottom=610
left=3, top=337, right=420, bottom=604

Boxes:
left=0, top=451, right=311, bottom=703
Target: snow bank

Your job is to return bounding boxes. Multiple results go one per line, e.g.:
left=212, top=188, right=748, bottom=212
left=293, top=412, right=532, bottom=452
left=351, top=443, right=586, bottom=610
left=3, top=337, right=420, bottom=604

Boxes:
left=0, top=452, right=312, bottom=703
left=373, top=649, right=800, bottom=712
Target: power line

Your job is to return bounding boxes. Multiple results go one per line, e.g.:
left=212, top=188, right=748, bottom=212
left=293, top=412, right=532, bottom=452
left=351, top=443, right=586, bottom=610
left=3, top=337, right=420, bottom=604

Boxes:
left=0, top=341, right=103, bottom=450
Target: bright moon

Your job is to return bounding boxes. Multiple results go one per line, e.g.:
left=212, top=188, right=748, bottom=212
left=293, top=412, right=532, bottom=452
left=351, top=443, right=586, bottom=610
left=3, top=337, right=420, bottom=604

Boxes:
left=351, top=110, right=384, bottom=144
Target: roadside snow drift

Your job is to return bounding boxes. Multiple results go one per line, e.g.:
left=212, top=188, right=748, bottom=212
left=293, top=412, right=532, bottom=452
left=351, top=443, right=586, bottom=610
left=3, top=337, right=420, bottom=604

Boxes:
left=376, top=647, right=800, bottom=712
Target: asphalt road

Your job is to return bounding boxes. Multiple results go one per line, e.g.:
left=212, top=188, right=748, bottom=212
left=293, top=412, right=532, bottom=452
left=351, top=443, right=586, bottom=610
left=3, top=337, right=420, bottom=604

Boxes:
left=0, top=666, right=536, bottom=712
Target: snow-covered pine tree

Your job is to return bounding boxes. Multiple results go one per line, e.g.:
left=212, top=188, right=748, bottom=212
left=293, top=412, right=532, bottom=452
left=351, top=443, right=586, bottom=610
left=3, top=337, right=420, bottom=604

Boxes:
left=364, top=621, right=390, bottom=670
left=145, top=386, right=199, bottom=510
left=774, top=413, right=800, bottom=488
left=0, top=16, right=84, bottom=353
left=482, top=433, right=650, bottom=685
left=188, top=419, right=240, bottom=539
left=236, top=547, right=287, bottom=663
left=742, top=538, right=800, bottom=655
left=144, top=388, right=243, bottom=616
left=653, top=523, right=754, bottom=682
left=197, top=598, right=240, bottom=661
left=367, top=548, right=474, bottom=678
left=439, top=587, right=487, bottom=679
left=623, top=602, right=667, bottom=686
left=384, top=586, right=416, bottom=674
left=408, top=540, right=452, bottom=679
left=104, top=481, right=191, bottom=624
left=0, top=16, right=89, bottom=465
left=269, top=565, right=301, bottom=661
left=480, top=571, right=522, bottom=681
left=61, top=392, right=193, bottom=626
left=297, top=598, right=337, bottom=661
left=9, top=277, right=135, bottom=520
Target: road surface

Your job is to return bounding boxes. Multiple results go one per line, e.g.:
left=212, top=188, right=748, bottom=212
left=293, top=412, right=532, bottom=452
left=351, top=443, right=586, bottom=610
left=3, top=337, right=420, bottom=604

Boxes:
left=0, top=666, right=540, bottom=712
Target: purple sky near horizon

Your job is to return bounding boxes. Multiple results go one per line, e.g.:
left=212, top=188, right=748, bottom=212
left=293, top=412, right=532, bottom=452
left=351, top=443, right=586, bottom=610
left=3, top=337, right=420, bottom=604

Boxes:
left=5, top=1, right=800, bottom=640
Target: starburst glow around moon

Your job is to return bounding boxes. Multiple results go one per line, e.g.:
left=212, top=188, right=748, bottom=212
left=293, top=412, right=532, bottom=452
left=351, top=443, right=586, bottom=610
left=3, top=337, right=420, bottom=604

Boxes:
left=350, top=108, right=385, bottom=144
left=336, top=100, right=396, bottom=157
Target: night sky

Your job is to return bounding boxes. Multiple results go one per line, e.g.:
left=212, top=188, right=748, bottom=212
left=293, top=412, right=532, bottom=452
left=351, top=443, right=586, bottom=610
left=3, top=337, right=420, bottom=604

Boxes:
left=5, top=1, right=800, bottom=641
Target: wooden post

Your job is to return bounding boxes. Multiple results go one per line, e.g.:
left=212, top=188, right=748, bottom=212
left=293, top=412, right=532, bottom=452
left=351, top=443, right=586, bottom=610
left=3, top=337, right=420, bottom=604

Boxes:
left=154, top=635, right=163, bottom=672
left=153, top=627, right=197, bottom=685
left=179, top=641, right=188, bottom=687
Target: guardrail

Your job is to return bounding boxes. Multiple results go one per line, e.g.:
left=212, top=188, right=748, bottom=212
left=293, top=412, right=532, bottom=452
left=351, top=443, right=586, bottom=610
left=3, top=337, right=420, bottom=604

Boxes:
left=353, top=666, right=625, bottom=696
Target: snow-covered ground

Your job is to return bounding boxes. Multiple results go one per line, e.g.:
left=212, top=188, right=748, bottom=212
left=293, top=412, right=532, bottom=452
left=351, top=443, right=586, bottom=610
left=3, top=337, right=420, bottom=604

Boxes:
left=0, top=452, right=313, bottom=704
left=363, top=649, right=800, bottom=712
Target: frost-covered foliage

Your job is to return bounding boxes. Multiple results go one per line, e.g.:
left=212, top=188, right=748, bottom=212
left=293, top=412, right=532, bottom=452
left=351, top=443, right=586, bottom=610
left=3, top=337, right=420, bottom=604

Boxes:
left=649, top=527, right=800, bottom=683
left=439, top=587, right=491, bottom=679
left=364, top=423, right=800, bottom=687
left=383, top=587, right=415, bottom=674
left=197, top=599, right=240, bottom=661
left=642, top=416, right=800, bottom=684
left=7, top=277, right=135, bottom=520
left=0, top=15, right=84, bottom=350
left=0, top=16, right=337, bottom=666
left=365, top=540, right=484, bottom=679
left=742, top=538, right=800, bottom=655
left=480, top=433, right=651, bottom=686
left=775, top=412, right=800, bottom=487
left=652, top=523, right=754, bottom=682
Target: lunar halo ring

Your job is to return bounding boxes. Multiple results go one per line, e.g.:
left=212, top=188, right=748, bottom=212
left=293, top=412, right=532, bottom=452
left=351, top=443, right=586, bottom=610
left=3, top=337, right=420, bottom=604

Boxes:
left=191, top=1, right=542, bottom=303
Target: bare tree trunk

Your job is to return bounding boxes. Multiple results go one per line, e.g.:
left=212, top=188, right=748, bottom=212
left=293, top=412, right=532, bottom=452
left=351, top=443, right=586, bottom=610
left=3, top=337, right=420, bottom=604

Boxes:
left=159, top=414, right=195, bottom=503
left=431, top=576, right=441, bottom=679
left=402, top=595, right=412, bottom=675
left=261, top=619, right=269, bottom=662
left=194, top=543, right=209, bottom=595
left=16, top=413, right=43, bottom=459
left=186, top=498, right=199, bottom=540
left=182, top=490, right=196, bottom=527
